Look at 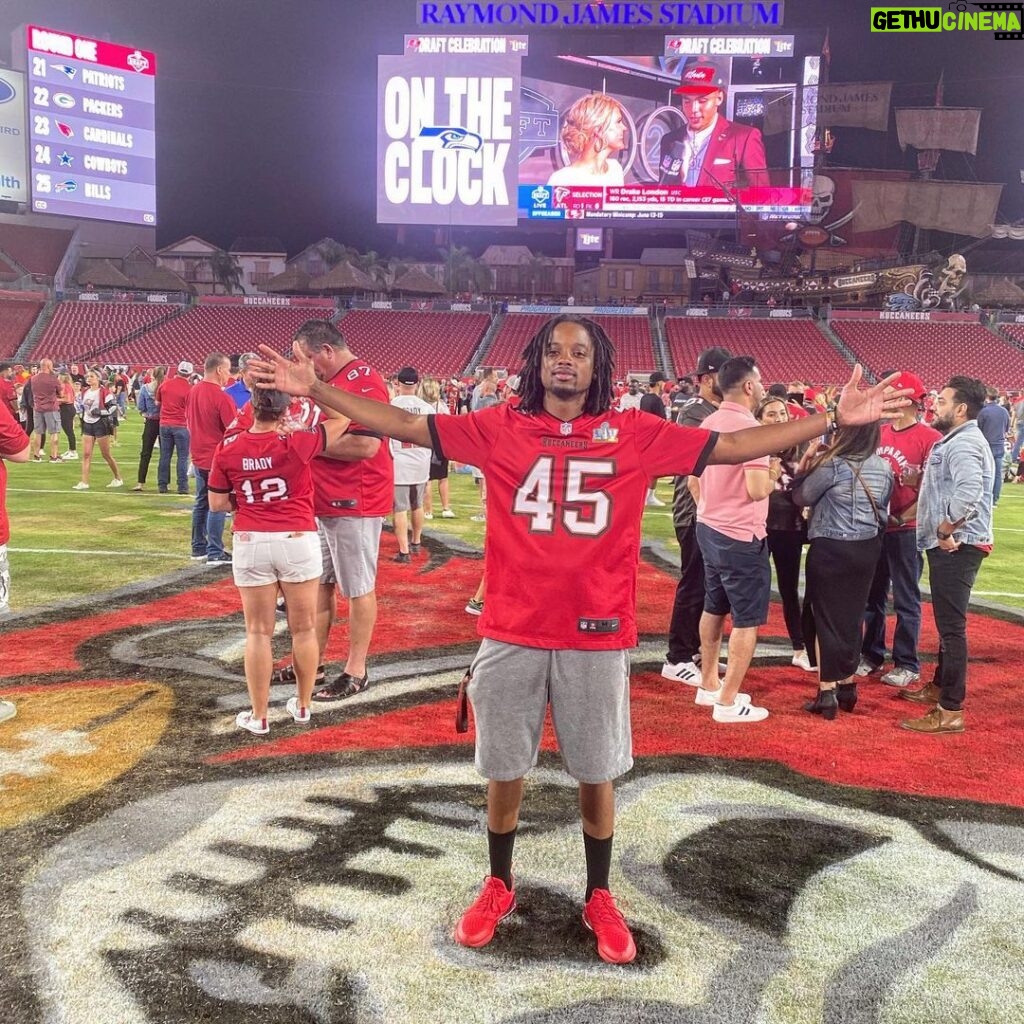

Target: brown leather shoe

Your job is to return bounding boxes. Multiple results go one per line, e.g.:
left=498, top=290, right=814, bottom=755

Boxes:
left=900, top=707, right=964, bottom=734
left=901, top=681, right=941, bottom=705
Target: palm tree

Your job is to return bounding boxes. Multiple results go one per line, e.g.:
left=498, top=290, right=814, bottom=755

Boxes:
left=207, top=250, right=243, bottom=295
left=439, top=245, right=492, bottom=297
left=519, top=251, right=553, bottom=301
left=315, top=239, right=348, bottom=272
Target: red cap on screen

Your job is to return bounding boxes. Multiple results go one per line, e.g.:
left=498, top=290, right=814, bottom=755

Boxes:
left=673, top=57, right=728, bottom=94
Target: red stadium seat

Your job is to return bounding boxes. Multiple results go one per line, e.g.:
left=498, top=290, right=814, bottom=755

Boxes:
left=0, top=296, right=46, bottom=360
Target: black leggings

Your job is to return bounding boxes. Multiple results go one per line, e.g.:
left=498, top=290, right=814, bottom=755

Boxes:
left=59, top=403, right=77, bottom=451
left=767, top=529, right=804, bottom=649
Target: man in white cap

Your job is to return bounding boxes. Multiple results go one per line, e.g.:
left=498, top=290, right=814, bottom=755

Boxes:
left=659, top=55, right=768, bottom=191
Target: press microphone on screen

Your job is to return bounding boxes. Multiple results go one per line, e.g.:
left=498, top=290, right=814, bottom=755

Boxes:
left=659, top=140, right=685, bottom=184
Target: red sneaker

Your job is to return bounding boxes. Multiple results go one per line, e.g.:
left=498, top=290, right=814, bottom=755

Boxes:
left=583, top=888, right=637, bottom=964
left=454, top=876, right=516, bottom=948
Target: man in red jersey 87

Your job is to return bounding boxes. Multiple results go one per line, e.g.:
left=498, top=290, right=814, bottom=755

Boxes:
left=209, top=387, right=350, bottom=734
left=252, top=315, right=911, bottom=966
left=291, top=320, right=393, bottom=703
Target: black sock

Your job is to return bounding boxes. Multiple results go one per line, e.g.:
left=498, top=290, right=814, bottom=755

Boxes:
left=487, top=827, right=516, bottom=890
left=584, top=831, right=613, bottom=901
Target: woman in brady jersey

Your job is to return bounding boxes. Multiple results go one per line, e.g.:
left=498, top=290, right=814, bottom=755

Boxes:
left=209, top=386, right=349, bottom=735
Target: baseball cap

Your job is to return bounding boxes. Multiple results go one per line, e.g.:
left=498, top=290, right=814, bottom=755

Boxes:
left=649, top=371, right=668, bottom=385
left=177, top=360, right=193, bottom=376
left=674, top=55, right=729, bottom=95
left=694, top=347, right=731, bottom=376
left=889, top=371, right=927, bottom=402
left=396, top=366, right=419, bottom=385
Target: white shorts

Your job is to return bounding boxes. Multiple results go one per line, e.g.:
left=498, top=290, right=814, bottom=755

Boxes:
left=318, top=516, right=383, bottom=598
left=231, top=531, right=322, bottom=588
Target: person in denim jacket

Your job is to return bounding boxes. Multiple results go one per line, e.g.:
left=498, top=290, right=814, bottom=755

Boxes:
left=793, top=425, right=893, bottom=719
left=901, top=376, right=994, bottom=734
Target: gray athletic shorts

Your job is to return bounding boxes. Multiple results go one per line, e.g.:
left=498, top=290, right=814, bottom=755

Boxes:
left=466, top=639, right=633, bottom=784
left=393, top=481, right=426, bottom=513
left=36, top=410, right=61, bottom=435
left=317, top=516, right=383, bottom=599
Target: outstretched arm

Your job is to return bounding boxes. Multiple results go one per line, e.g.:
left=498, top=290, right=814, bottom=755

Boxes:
left=252, top=343, right=433, bottom=449
left=708, top=366, right=910, bottom=465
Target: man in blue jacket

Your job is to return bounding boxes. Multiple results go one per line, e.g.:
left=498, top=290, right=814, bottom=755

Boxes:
left=901, top=377, right=994, bottom=734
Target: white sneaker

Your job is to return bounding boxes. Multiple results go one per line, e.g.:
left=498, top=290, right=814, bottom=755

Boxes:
left=695, top=687, right=751, bottom=707
left=661, top=660, right=702, bottom=686
left=107, top=478, right=124, bottom=488
left=72, top=482, right=90, bottom=491
left=286, top=696, right=310, bottom=724
left=854, top=657, right=881, bottom=677
left=712, top=701, right=769, bottom=723
left=881, top=666, right=920, bottom=688
left=441, top=508, right=456, bottom=518
left=236, top=710, right=269, bottom=735
left=423, top=512, right=434, bottom=520
left=0, top=699, right=16, bottom=724
left=645, top=493, right=666, bottom=507
left=61, top=450, right=78, bottom=461
left=792, top=650, right=814, bottom=672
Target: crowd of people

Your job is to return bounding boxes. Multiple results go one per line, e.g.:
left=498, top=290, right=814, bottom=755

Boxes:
left=0, top=313, right=1014, bottom=964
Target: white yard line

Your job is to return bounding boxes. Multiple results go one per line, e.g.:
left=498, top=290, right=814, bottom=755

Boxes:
left=9, top=548, right=188, bottom=559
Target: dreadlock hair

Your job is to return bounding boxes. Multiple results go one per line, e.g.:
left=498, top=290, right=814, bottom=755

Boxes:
left=515, top=314, right=616, bottom=416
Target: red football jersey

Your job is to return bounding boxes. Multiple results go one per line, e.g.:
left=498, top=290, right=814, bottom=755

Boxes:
left=208, top=426, right=325, bottom=532
left=0, top=400, right=30, bottom=545
left=431, top=404, right=717, bottom=650
left=876, top=420, right=941, bottom=528
left=156, top=374, right=192, bottom=427
left=307, top=358, right=393, bottom=518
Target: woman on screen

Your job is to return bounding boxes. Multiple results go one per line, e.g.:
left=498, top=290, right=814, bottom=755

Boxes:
left=547, top=93, right=627, bottom=187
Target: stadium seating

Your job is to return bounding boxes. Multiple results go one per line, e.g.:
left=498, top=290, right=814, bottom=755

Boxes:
left=335, top=310, right=491, bottom=377
left=0, top=224, right=75, bottom=279
left=483, top=314, right=657, bottom=373
left=998, top=321, right=1024, bottom=349
left=33, top=302, right=184, bottom=362
left=0, top=296, right=45, bottom=360
left=664, top=317, right=852, bottom=385
left=101, top=304, right=337, bottom=367
left=831, top=320, right=1024, bottom=390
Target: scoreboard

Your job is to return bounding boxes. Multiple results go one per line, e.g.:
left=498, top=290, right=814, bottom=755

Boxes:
left=24, top=25, right=157, bottom=226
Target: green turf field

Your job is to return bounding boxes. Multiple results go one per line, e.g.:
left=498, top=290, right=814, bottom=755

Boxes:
left=5, top=412, right=1023, bottom=612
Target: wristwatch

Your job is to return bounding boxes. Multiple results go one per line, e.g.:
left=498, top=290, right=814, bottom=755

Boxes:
left=936, top=528, right=952, bottom=540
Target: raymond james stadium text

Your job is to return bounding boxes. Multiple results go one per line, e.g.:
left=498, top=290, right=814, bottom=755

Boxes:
left=417, top=2, right=786, bottom=27
left=871, top=7, right=1023, bottom=33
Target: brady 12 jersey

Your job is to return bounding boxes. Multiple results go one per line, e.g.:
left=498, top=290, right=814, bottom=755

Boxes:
left=208, top=426, right=326, bottom=532
left=430, top=404, right=717, bottom=650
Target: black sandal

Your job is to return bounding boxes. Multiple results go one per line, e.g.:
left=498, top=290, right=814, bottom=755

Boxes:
left=312, top=672, right=370, bottom=701
left=271, top=663, right=325, bottom=686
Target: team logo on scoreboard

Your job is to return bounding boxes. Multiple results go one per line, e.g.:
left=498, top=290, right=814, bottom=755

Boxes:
left=126, top=50, right=150, bottom=73
left=553, top=186, right=571, bottom=205
left=418, top=126, right=483, bottom=152
left=407, top=37, right=421, bottom=49
left=57, top=151, right=73, bottom=167
left=52, top=93, right=75, bottom=109
left=50, top=64, right=76, bottom=80
left=55, top=121, right=73, bottom=138
left=54, top=179, right=77, bottom=193
left=530, top=185, right=551, bottom=205
left=0, top=80, right=15, bottom=104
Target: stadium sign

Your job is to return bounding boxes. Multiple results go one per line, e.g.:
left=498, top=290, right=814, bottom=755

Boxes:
left=416, top=2, right=786, bottom=28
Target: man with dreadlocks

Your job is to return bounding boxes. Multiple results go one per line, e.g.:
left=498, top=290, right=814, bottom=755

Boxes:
left=254, top=316, right=909, bottom=965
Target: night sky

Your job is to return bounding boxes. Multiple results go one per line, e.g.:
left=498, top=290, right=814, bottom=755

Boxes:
left=2, top=0, right=1022, bottom=256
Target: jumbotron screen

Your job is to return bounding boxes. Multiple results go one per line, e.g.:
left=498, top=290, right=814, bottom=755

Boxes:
left=24, top=25, right=157, bottom=226
left=377, top=34, right=811, bottom=226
